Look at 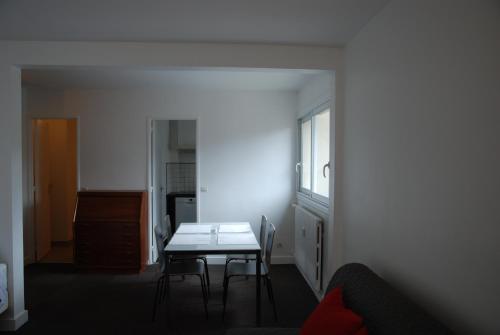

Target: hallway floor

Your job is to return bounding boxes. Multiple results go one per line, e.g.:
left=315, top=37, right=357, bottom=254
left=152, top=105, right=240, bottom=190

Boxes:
left=39, top=242, right=74, bottom=264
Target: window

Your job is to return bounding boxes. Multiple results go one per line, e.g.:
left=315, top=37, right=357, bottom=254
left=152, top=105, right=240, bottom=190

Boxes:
left=298, top=104, right=330, bottom=204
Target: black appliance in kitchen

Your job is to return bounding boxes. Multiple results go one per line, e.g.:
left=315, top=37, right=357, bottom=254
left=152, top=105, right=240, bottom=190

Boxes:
left=166, top=162, right=196, bottom=233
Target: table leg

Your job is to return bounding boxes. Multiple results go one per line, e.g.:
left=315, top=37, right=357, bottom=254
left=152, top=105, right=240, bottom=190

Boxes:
left=256, top=250, right=261, bottom=326
left=165, top=253, right=171, bottom=321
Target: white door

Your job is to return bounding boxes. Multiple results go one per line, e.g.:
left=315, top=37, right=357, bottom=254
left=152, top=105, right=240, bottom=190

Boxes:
left=150, top=121, right=158, bottom=261
left=150, top=120, right=169, bottom=261
left=33, top=120, right=52, bottom=260
left=152, top=120, right=169, bottom=231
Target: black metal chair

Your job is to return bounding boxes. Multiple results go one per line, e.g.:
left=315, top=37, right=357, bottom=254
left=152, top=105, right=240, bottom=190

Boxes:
left=164, top=217, right=211, bottom=294
left=223, top=215, right=268, bottom=280
left=152, top=225, right=208, bottom=321
left=222, top=222, right=277, bottom=321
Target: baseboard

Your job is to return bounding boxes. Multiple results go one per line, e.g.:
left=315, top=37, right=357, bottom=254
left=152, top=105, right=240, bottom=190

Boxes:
left=0, top=310, right=29, bottom=331
left=206, top=255, right=295, bottom=265
left=270, top=255, right=295, bottom=264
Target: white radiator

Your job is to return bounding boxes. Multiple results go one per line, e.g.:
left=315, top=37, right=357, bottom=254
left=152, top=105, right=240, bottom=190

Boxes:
left=0, top=263, right=7, bottom=315
left=293, top=204, right=323, bottom=293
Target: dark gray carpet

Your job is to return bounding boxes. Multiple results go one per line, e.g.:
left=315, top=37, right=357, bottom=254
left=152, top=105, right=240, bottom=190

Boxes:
left=14, top=264, right=318, bottom=334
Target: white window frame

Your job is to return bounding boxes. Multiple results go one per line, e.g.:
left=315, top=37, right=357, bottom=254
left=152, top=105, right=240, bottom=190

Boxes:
left=297, top=100, right=330, bottom=206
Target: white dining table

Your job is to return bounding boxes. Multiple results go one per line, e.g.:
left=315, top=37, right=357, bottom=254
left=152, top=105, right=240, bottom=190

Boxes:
left=164, top=222, right=263, bottom=325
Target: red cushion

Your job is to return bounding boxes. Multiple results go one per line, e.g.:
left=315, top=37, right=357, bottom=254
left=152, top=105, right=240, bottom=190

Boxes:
left=300, top=287, right=364, bottom=335
left=354, top=327, right=369, bottom=335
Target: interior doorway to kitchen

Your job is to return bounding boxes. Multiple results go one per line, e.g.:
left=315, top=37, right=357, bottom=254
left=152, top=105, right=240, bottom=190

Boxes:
left=149, top=119, right=198, bottom=261
left=32, top=118, right=78, bottom=264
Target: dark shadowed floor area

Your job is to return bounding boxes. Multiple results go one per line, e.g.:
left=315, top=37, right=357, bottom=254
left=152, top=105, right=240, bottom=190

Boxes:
left=15, top=264, right=318, bottom=335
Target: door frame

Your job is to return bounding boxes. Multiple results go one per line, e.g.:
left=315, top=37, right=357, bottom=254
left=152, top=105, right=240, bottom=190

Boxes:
left=28, top=117, right=81, bottom=264
left=146, top=117, right=200, bottom=264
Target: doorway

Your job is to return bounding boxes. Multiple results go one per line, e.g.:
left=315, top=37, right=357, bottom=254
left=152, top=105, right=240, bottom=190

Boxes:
left=32, top=119, right=78, bottom=263
left=150, top=119, right=198, bottom=261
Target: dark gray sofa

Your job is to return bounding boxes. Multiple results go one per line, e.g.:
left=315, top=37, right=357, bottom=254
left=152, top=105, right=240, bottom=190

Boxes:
left=226, top=263, right=453, bottom=335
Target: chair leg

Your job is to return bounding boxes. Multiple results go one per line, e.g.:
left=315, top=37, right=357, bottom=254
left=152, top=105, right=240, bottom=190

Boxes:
left=223, top=258, right=230, bottom=287
left=266, top=276, right=278, bottom=321
left=222, top=276, right=230, bottom=319
left=202, top=257, right=210, bottom=296
left=161, top=274, right=169, bottom=302
left=152, top=275, right=165, bottom=322
left=158, top=274, right=165, bottom=303
left=199, top=275, right=208, bottom=319
left=223, top=273, right=228, bottom=291
left=265, top=276, right=272, bottom=301
left=162, top=272, right=173, bottom=302
left=245, top=259, right=249, bottom=280
left=203, top=274, right=209, bottom=303
left=162, top=274, right=171, bottom=303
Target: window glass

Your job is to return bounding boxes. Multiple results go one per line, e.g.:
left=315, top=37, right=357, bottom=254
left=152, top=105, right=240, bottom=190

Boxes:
left=298, top=104, right=330, bottom=205
left=313, top=109, right=330, bottom=198
left=300, top=119, right=311, bottom=191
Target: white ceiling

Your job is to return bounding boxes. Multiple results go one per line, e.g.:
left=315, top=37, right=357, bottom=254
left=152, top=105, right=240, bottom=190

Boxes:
left=22, top=68, right=328, bottom=91
left=0, top=0, right=389, bottom=46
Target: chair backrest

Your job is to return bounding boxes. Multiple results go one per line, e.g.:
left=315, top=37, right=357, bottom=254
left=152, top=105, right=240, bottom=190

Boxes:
left=159, top=215, right=171, bottom=240
left=263, top=222, right=276, bottom=271
left=164, top=216, right=173, bottom=243
left=259, top=215, right=268, bottom=256
left=154, top=225, right=166, bottom=272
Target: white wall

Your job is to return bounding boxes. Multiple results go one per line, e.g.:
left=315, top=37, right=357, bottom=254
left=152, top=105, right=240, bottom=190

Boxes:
left=298, top=73, right=333, bottom=118
left=342, top=1, right=500, bottom=334
left=25, top=87, right=298, bottom=260
left=0, top=63, right=27, bottom=330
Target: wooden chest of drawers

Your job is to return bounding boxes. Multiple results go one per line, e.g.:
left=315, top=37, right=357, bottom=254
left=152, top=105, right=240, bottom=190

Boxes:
left=74, top=191, right=148, bottom=272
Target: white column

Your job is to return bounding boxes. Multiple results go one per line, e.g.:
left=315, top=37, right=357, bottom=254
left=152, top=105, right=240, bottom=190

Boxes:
left=0, top=62, right=29, bottom=331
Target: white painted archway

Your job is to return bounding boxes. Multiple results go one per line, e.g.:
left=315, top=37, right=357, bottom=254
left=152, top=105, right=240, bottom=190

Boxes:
left=0, top=41, right=343, bottom=330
